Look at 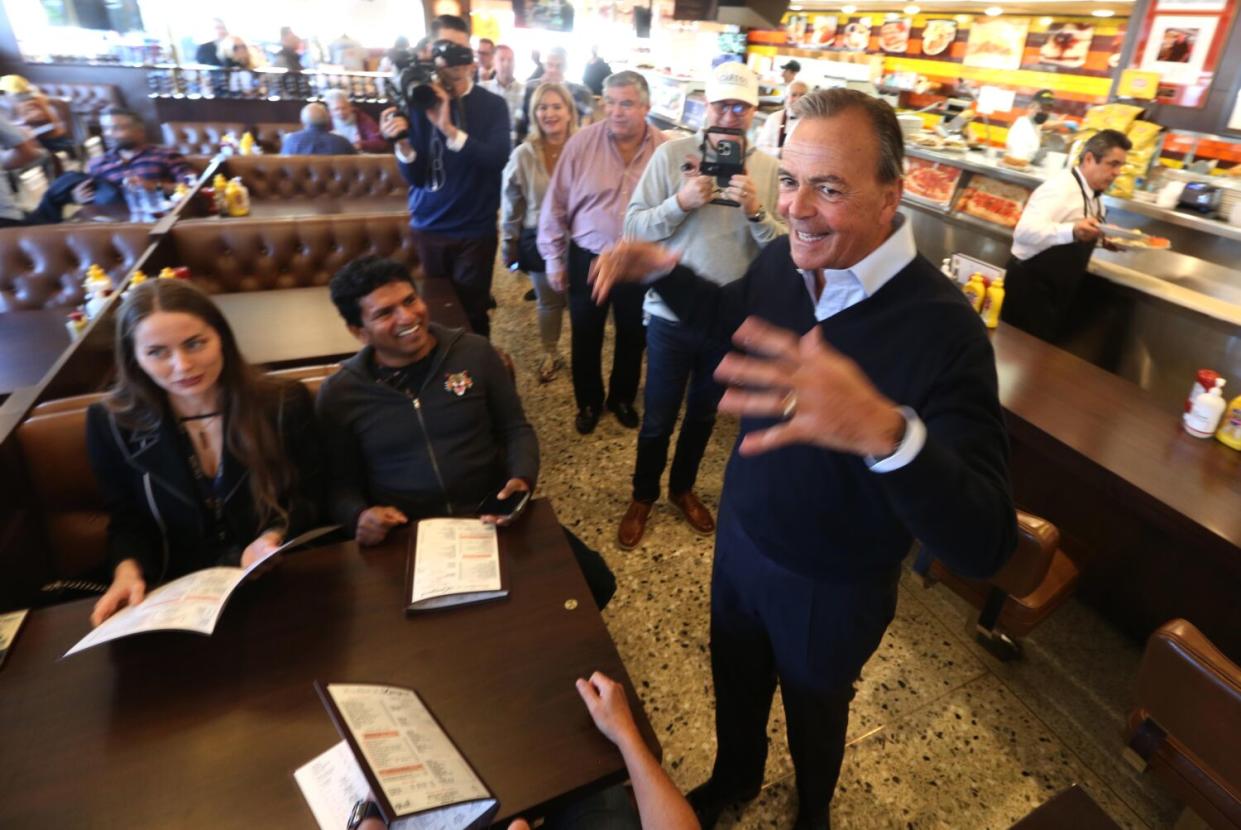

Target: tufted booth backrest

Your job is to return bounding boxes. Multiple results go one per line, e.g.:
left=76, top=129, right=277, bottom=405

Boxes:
left=0, top=225, right=152, bottom=311
left=225, top=155, right=407, bottom=201
left=168, top=214, right=419, bottom=293
left=162, top=121, right=299, bottom=155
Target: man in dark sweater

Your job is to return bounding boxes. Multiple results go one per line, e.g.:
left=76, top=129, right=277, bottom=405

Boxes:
left=317, top=256, right=615, bottom=609
left=592, top=89, right=1017, bottom=828
left=379, top=16, right=511, bottom=338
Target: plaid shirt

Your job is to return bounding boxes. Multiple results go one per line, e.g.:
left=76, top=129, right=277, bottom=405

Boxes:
left=87, top=145, right=192, bottom=187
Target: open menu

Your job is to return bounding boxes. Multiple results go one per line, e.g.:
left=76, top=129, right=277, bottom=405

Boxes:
left=407, top=519, right=507, bottom=612
left=297, top=682, right=498, bottom=830
left=0, top=609, right=29, bottom=670
left=63, top=525, right=339, bottom=657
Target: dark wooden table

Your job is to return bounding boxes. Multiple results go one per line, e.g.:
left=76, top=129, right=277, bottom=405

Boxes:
left=0, top=308, right=72, bottom=397
left=992, top=323, right=1241, bottom=653
left=0, top=499, right=655, bottom=828
left=213, top=280, right=469, bottom=369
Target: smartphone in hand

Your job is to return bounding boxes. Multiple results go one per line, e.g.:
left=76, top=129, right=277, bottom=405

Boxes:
left=476, top=490, right=531, bottom=522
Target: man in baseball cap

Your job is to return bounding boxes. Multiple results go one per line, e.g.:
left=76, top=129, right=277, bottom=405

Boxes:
left=616, top=60, right=786, bottom=549
left=781, top=59, right=801, bottom=85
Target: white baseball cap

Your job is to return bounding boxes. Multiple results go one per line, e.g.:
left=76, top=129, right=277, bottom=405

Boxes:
left=706, top=61, right=758, bottom=108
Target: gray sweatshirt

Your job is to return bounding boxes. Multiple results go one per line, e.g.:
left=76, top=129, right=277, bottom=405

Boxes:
left=624, top=131, right=786, bottom=322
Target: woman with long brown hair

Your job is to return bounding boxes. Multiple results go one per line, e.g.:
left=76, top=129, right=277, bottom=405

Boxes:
left=501, top=81, right=578, bottom=383
left=85, top=279, right=323, bottom=626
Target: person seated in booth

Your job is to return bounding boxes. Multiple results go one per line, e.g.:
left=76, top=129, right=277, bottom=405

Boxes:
left=322, top=90, right=387, bottom=153
left=28, top=106, right=191, bottom=224
left=0, top=74, right=72, bottom=155
left=282, top=103, right=358, bottom=156
left=86, top=280, right=325, bottom=627
left=316, top=256, right=616, bottom=609
left=0, top=113, right=48, bottom=227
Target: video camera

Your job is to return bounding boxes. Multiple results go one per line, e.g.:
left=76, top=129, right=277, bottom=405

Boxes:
left=699, top=126, right=747, bottom=206
left=383, top=39, right=476, bottom=123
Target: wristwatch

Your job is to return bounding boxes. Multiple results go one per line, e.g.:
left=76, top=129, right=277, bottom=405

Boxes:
left=746, top=206, right=767, bottom=223
left=347, top=800, right=383, bottom=829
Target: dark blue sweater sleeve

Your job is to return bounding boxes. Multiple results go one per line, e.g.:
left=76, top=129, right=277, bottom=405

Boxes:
left=876, top=327, right=1017, bottom=579
left=649, top=262, right=754, bottom=349
left=456, top=93, right=512, bottom=170
left=396, top=112, right=433, bottom=188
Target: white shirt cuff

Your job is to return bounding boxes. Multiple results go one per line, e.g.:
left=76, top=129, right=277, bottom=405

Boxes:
left=445, top=130, right=468, bottom=152
left=1055, top=222, right=1077, bottom=246
left=394, top=144, right=416, bottom=164
left=865, top=406, right=927, bottom=473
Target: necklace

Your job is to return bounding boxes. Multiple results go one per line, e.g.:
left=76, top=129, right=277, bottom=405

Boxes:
left=177, top=412, right=221, bottom=454
left=542, top=141, right=564, bottom=173
left=177, top=411, right=222, bottom=422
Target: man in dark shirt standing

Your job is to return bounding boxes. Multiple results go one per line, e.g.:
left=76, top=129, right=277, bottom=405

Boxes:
left=592, top=88, right=1017, bottom=829
left=379, top=16, right=511, bottom=338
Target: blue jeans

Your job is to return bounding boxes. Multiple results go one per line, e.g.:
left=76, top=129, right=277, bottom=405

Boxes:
left=631, top=315, right=727, bottom=502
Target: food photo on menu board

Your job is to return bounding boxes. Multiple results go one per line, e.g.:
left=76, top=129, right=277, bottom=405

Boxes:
left=880, top=18, right=911, bottom=53
left=786, top=13, right=839, bottom=49
left=904, top=158, right=964, bottom=208
left=963, top=17, right=1031, bottom=70
left=841, top=19, right=873, bottom=51
left=920, top=19, right=958, bottom=56
left=954, top=174, right=1032, bottom=229
left=1038, top=22, right=1094, bottom=68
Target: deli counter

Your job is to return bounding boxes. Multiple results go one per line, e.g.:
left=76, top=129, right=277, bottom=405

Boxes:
left=898, top=144, right=1241, bottom=409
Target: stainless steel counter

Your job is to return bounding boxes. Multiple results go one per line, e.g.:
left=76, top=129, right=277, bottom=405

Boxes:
left=899, top=142, right=1241, bottom=406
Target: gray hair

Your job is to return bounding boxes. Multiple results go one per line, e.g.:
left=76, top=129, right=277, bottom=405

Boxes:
left=1082, top=128, right=1132, bottom=162
left=547, top=46, right=568, bottom=63
left=793, top=88, right=904, bottom=184
left=321, top=89, right=350, bottom=107
left=300, top=103, right=330, bottom=128
left=603, top=70, right=650, bottom=105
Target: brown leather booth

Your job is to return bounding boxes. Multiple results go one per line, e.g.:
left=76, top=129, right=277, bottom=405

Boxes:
left=33, top=82, right=122, bottom=114
left=1126, top=619, right=1241, bottom=829
left=14, top=365, right=339, bottom=581
left=166, top=214, right=419, bottom=293
left=222, top=154, right=406, bottom=201
left=0, top=225, right=151, bottom=312
left=919, top=510, right=1080, bottom=660
left=161, top=122, right=298, bottom=155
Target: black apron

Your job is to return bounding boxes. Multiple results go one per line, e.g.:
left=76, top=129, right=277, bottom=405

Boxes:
left=1001, top=171, right=1101, bottom=342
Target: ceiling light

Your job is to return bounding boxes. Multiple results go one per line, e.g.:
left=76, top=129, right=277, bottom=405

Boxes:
left=984, top=6, right=1004, bottom=15
left=1092, top=8, right=1115, bottom=15
left=842, top=4, right=857, bottom=13
left=904, top=4, right=921, bottom=14
left=1039, top=16, right=1054, bottom=26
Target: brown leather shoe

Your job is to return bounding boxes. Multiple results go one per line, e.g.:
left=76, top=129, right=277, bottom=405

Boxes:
left=670, top=491, right=715, bottom=534
left=618, top=500, right=654, bottom=549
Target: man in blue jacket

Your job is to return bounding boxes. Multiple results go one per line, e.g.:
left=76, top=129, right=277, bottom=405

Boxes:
left=280, top=103, right=357, bottom=155
left=379, top=16, right=511, bottom=338
left=591, top=89, right=1017, bottom=829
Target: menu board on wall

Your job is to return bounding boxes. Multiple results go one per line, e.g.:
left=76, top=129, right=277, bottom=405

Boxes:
left=1127, top=0, right=1237, bottom=107
left=1037, top=22, right=1094, bottom=68
left=963, top=18, right=1030, bottom=70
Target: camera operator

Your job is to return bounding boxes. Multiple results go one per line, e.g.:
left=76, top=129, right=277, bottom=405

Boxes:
left=379, top=16, right=511, bottom=338
left=616, top=61, right=785, bottom=548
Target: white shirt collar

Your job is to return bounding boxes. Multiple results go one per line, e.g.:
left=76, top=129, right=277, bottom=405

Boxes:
left=802, top=212, right=916, bottom=299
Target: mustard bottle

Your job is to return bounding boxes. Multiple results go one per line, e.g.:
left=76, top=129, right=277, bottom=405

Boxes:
left=158, top=267, right=177, bottom=279
left=238, top=131, right=255, bottom=156
left=129, top=269, right=147, bottom=285
left=1216, top=393, right=1241, bottom=451
left=212, top=173, right=228, bottom=214
left=962, top=273, right=986, bottom=313
left=225, top=177, right=250, bottom=217
left=981, top=275, right=1005, bottom=329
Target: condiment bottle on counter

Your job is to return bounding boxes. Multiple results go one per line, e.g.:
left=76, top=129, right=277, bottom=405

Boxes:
left=65, top=310, right=88, bottom=338
left=1184, top=378, right=1227, bottom=438
left=238, top=131, right=255, bottom=156
left=225, top=177, right=250, bottom=217
left=212, top=174, right=228, bottom=215
left=85, top=288, right=114, bottom=318
left=128, top=269, right=147, bottom=287
left=981, top=276, right=1005, bottom=329
left=1215, top=393, right=1241, bottom=450
left=158, top=267, right=177, bottom=279
left=962, top=273, right=987, bottom=313
left=1185, top=369, right=1220, bottom=413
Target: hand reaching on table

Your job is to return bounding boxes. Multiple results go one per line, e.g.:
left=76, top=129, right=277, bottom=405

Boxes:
left=356, top=505, right=408, bottom=546
left=91, top=559, right=146, bottom=627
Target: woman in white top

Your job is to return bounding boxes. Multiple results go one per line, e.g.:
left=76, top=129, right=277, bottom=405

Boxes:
left=756, top=80, right=808, bottom=158
left=501, top=82, right=579, bottom=383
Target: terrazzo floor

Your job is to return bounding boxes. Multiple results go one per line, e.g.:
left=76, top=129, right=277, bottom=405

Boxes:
left=483, top=262, right=1183, bottom=830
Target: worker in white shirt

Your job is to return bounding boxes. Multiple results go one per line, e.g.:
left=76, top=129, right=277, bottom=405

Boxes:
left=1001, top=129, right=1130, bottom=341
left=756, top=80, right=807, bottom=158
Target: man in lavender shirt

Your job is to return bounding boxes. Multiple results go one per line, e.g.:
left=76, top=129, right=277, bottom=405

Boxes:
left=538, top=71, right=666, bottom=435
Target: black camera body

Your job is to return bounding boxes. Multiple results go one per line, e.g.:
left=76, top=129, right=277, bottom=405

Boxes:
left=699, top=126, right=747, bottom=206
left=383, top=39, right=477, bottom=133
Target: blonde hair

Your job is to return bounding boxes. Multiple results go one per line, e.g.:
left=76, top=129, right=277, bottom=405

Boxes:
left=525, top=82, right=578, bottom=148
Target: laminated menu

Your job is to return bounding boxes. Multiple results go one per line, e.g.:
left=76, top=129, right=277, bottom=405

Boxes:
left=406, top=519, right=508, bottom=612
left=63, top=525, right=339, bottom=657
left=296, top=682, right=498, bottom=830
left=0, top=609, right=29, bottom=669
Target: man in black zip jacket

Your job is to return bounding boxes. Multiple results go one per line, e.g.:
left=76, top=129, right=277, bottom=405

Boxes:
left=317, top=256, right=615, bottom=608
left=590, top=89, right=1017, bottom=829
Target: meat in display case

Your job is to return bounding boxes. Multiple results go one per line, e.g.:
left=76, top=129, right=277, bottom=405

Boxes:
left=954, top=174, right=1032, bottom=229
